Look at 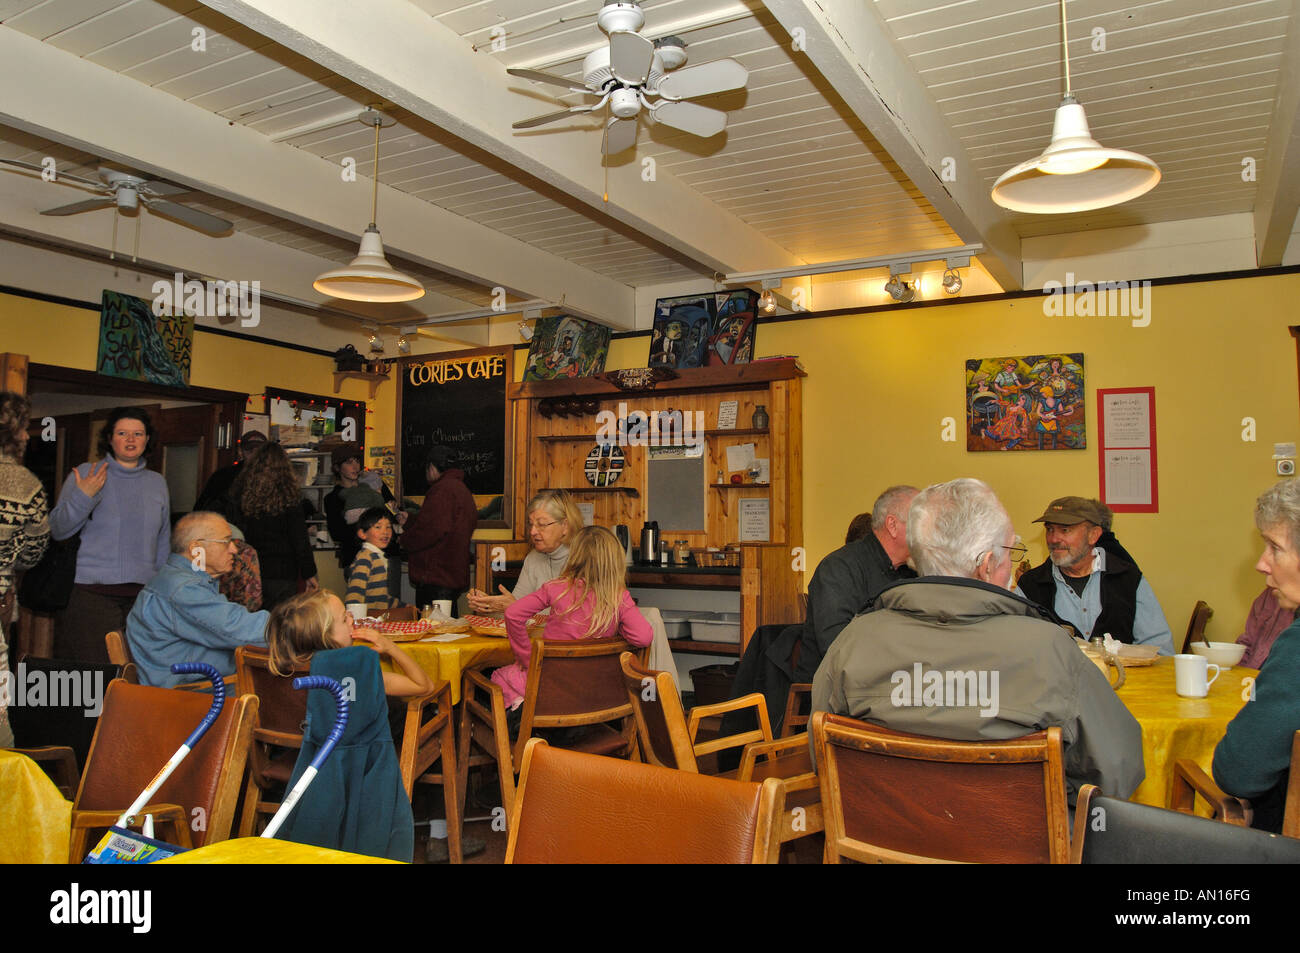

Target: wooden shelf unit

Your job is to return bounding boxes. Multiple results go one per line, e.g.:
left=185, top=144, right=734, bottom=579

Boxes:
left=489, top=360, right=806, bottom=648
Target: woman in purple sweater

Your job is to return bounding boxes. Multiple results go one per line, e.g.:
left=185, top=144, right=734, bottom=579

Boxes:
left=49, top=407, right=169, bottom=663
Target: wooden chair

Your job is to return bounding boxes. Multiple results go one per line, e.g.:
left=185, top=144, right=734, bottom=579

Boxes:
left=506, top=738, right=784, bottom=864
left=1074, top=783, right=1300, bottom=863
left=620, top=652, right=822, bottom=848
left=2, top=745, right=79, bottom=798
left=1179, top=600, right=1214, bottom=654
left=234, top=644, right=463, bottom=861
left=782, top=634, right=812, bottom=738
left=812, top=711, right=1070, bottom=863
left=103, top=631, right=139, bottom=684
left=458, top=636, right=642, bottom=820
left=1171, top=731, right=1300, bottom=838
left=70, top=679, right=257, bottom=862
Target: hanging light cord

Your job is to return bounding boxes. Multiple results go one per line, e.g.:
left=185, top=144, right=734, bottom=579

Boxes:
left=1060, top=0, right=1072, bottom=97
left=369, top=118, right=380, bottom=228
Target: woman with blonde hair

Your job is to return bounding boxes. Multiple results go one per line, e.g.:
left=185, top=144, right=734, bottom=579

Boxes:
left=467, top=489, right=583, bottom=614
left=230, top=442, right=318, bottom=611
left=490, top=525, right=651, bottom=710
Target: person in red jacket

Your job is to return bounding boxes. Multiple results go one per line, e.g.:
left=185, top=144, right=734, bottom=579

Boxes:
left=400, top=446, right=476, bottom=611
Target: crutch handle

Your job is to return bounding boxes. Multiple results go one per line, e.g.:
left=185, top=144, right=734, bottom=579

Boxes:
left=170, top=662, right=225, bottom=749
left=292, top=675, right=349, bottom=771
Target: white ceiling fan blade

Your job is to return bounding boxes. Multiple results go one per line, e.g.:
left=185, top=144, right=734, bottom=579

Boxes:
left=603, top=117, right=638, bottom=155
left=144, top=198, right=232, bottom=234
left=506, top=67, right=591, bottom=94
left=0, top=157, right=104, bottom=190
left=609, top=31, right=654, bottom=85
left=139, top=180, right=189, bottom=198
left=514, top=105, right=598, bottom=130
left=650, top=101, right=728, bottom=138
left=41, top=198, right=115, bottom=216
left=657, top=59, right=748, bottom=100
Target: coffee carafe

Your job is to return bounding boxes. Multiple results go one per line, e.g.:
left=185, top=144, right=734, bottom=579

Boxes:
left=639, top=521, right=659, bottom=566
left=614, top=524, right=633, bottom=565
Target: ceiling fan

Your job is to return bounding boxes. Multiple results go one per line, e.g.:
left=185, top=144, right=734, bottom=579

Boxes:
left=0, top=158, right=232, bottom=235
left=506, top=1, right=748, bottom=156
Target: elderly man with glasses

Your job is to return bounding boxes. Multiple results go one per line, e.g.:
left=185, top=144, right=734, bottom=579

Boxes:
left=1016, top=496, right=1174, bottom=655
left=812, top=478, right=1144, bottom=803
left=125, top=511, right=270, bottom=688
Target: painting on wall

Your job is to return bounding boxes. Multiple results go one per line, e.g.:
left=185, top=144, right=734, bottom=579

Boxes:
left=649, top=289, right=758, bottom=369
left=523, top=314, right=612, bottom=381
left=96, top=289, right=193, bottom=387
left=966, top=353, right=1085, bottom=452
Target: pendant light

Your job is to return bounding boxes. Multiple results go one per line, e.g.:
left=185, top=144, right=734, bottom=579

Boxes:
left=314, top=109, right=425, bottom=302
left=991, top=0, right=1160, bottom=214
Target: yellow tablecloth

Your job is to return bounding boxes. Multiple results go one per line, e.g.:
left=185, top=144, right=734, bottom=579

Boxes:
left=1115, top=656, right=1256, bottom=810
left=159, top=837, right=402, bottom=864
left=0, top=749, right=71, bottom=863
left=366, top=634, right=513, bottom=705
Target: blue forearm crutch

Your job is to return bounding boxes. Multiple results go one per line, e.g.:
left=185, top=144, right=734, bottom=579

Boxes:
left=260, top=675, right=350, bottom=839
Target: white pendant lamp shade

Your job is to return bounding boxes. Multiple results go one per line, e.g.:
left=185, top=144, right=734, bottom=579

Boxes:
left=314, top=226, right=425, bottom=302
left=991, top=97, right=1161, bottom=213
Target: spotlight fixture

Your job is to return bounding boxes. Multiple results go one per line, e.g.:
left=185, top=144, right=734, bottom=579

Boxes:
left=883, top=263, right=915, bottom=303
left=942, top=268, right=962, bottom=295
left=397, top=334, right=410, bottom=354
left=518, top=320, right=535, bottom=342
left=991, top=0, right=1160, bottom=213
left=368, top=332, right=384, bottom=353
left=313, top=109, right=425, bottom=302
left=759, top=277, right=780, bottom=313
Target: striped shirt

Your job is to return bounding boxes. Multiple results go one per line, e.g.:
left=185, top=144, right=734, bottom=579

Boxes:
left=346, top=544, right=393, bottom=611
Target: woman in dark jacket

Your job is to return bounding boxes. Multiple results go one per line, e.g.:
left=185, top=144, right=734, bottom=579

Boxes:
left=229, top=443, right=318, bottom=611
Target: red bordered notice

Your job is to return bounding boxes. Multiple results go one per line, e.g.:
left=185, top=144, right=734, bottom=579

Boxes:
left=1097, top=387, right=1157, bottom=513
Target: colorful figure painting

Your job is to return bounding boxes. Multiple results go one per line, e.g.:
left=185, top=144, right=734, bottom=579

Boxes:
left=966, top=354, right=1085, bottom=452
left=523, top=314, right=612, bottom=381
left=650, top=290, right=758, bottom=369
left=96, top=290, right=193, bottom=387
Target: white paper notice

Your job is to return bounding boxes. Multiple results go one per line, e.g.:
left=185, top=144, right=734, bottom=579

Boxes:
left=1104, top=450, right=1152, bottom=505
left=717, top=400, right=738, bottom=430
left=1102, top=393, right=1151, bottom=449
left=738, top=498, right=770, bottom=541
left=725, top=442, right=756, bottom=472
left=756, top=458, right=770, bottom=483
left=578, top=502, right=594, bottom=526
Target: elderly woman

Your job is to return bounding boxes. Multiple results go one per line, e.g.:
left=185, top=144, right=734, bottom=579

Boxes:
left=467, top=489, right=581, bottom=613
left=1213, top=479, right=1300, bottom=833
left=0, top=392, right=50, bottom=747
left=49, top=407, right=169, bottom=663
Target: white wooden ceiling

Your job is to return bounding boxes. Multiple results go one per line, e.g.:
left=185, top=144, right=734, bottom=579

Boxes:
left=0, top=0, right=1295, bottom=340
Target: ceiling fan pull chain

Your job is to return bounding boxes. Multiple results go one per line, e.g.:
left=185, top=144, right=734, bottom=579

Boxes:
left=133, top=213, right=141, bottom=263
left=110, top=209, right=118, bottom=261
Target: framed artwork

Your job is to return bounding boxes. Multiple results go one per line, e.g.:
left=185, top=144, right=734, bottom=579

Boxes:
left=650, top=289, right=758, bottom=369
left=966, top=353, right=1086, bottom=452
left=97, top=289, right=193, bottom=387
left=523, top=315, right=611, bottom=381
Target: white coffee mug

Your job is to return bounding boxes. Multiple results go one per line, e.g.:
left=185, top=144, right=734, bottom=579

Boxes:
left=432, top=599, right=453, bottom=619
left=1174, top=653, right=1221, bottom=698
left=345, top=603, right=366, bottom=622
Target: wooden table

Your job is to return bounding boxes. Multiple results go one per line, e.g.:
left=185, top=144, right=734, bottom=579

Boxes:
left=367, top=632, right=514, bottom=705
left=1115, top=656, right=1256, bottom=810
left=0, top=749, right=71, bottom=863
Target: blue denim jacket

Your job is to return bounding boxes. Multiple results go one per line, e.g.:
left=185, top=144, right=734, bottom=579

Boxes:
left=126, top=553, right=270, bottom=687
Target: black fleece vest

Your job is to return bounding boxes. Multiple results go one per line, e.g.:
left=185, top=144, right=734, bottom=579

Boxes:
left=1018, top=552, right=1143, bottom=643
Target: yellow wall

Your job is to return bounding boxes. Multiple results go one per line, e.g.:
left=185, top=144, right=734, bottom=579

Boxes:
left=6, top=272, right=1297, bottom=639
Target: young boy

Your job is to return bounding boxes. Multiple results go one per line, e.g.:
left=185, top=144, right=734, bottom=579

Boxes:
left=346, top=507, right=397, bottom=611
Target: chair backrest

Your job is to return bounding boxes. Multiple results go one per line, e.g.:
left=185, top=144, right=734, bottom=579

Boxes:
left=1180, top=600, right=1214, bottom=654
left=813, top=711, right=1070, bottom=863
left=234, top=644, right=309, bottom=741
left=506, top=739, right=783, bottom=863
left=619, top=651, right=699, bottom=771
left=75, top=679, right=257, bottom=849
left=1073, top=784, right=1300, bottom=863
left=7, top=656, right=122, bottom=772
left=1286, top=731, right=1300, bottom=839
left=523, top=636, right=634, bottom=725
left=104, top=631, right=131, bottom=667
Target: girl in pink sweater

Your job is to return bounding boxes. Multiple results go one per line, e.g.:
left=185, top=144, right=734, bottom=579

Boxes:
left=491, top=525, right=652, bottom=709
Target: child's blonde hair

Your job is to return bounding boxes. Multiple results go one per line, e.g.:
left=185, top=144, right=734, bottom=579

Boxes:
left=555, top=525, right=627, bottom=637
left=267, top=590, right=336, bottom=676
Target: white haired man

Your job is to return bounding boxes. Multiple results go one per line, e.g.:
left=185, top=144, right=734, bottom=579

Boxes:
left=812, top=478, right=1144, bottom=802
left=126, top=511, right=269, bottom=688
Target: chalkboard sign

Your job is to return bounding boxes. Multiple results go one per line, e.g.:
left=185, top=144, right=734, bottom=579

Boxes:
left=397, top=347, right=511, bottom=521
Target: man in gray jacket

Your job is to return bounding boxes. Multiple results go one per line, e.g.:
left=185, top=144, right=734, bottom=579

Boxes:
left=812, top=478, right=1144, bottom=803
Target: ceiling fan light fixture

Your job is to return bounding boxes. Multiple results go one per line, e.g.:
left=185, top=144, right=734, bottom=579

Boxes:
left=597, top=1, right=644, bottom=35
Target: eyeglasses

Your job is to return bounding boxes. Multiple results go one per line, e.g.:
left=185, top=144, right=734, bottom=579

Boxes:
left=528, top=520, right=561, bottom=531
left=197, top=537, right=234, bottom=546
left=1000, top=538, right=1028, bottom=563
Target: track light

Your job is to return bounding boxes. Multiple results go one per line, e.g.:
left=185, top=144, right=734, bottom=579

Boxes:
left=368, top=332, right=384, bottom=353
left=518, top=320, right=535, bottom=341
left=883, top=277, right=915, bottom=303
left=760, top=289, right=775, bottom=313
left=397, top=335, right=410, bottom=354
left=942, top=268, right=962, bottom=295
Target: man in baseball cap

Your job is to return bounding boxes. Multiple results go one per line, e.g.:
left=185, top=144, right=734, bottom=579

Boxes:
left=1016, top=496, right=1173, bottom=654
